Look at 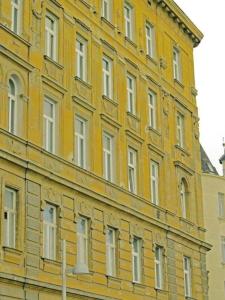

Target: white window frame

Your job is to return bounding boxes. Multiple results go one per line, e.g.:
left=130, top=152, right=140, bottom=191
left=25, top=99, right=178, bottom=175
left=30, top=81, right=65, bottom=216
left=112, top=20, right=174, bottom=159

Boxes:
left=43, top=97, right=56, bottom=154
left=11, top=0, right=21, bottom=34
left=102, top=0, right=111, bottom=22
left=180, top=180, right=187, bottom=218
left=128, top=147, right=137, bottom=194
left=75, top=116, right=87, bottom=169
left=45, top=12, right=58, bottom=61
left=132, top=236, right=142, bottom=283
left=151, top=161, right=159, bottom=205
left=183, top=256, right=192, bottom=297
left=106, top=227, right=116, bottom=276
left=155, top=246, right=163, bottom=289
left=148, top=90, right=157, bottom=129
left=127, top=74, right=136, bottom=115
left=8, top=78, right=17, bottom=135
left=177, top=112, right=184, bottom=148
left=43, top=204, right=57, bottom=260
left=77, top=216, right=89, bottom=266
left=4, top=187, right=17, bottom=248
left=124, top=2, right=133, bottom=40
left=146, top=22, right=154, bottom=58
left=103, top=56, right=113, bottom=99
left=222, top=237, right=225, bottom=263
left=218, top=193, right=225, bottom=218
left=173, top=47, right=181, bottom=81
left=103, top=132, right=113, bottom=182
left=76, top=36, right=87, bottom=81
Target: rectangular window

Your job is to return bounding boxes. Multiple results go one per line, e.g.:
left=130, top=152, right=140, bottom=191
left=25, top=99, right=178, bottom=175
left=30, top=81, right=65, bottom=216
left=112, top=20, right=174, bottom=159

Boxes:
left=45, top=12, right=58, bottom=61
left=127, top=74, right=136, bottom=115
left=184, top=256, right=192, bottom=297
left=43, top=98, right=56, bottom=153
left=132, top=237, right=142, bottom=283
left=43, top=204, right=57, bottom=260
left=75, top=116, right=87, bottom=169
left=177, top=112, right=184, bottom=148
left=151, top=161, right=159, bottom=205
left=155, top=246, right=163, bottom=289
left=4, top=188, right=17, bottom=248
left=128, top=147, right=137, bottom=194
left=76, top=36, right=87, bottom=81
left=124, top=3, right=133, bottom=40
left=103, top=132, right=113, bottom=182
left=173, top=47, right=181, bottom=81
left=218, top=193, right=225, bottom=218
left=146, top=22, right=154, bottom=58
left=106, top=227, right=116, bottom=276
left=102, top=0, right=111, bottom=21
left=8, top=79, right=17, bottom=135
left=11, top=0, right=21, bottom=34
left=103, top=56, right=113, bottom=99
left=222, top=237, right=225, bottom=263
left=77, top=217, right=89, bottom=266
left=148, top=90, right=157, bottom=129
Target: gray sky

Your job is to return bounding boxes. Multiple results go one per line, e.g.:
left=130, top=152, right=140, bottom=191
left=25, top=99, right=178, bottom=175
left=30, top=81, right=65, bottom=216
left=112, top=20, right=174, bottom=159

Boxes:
left=174, top=0, right=225, bottom=174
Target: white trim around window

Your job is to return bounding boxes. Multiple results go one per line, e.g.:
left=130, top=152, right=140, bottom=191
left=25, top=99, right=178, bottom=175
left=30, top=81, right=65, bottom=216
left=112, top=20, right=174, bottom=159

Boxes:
left=146, top=22, right=154, bottom=58
left=218, top=193, right=225, bottom=218
left=128, top=147, right=137, bottom=194
left=103, top=132, right=114, bottom=182
left=151, top=161, right=159, bottom=205
left=180, top=180, right=187, bottom=218
left=76, top=36, right=87, bottom=81
left=148, top=90, right=157, bottom=129
left=43, top=97, right=56, bottom=154
left=124, top=2, right=133, bottom=40
left=45, top=11, right=58, bottom=61
left=132, top=236, right=142, bottom=283
left=4, top=187, right=17, bottom=248
left=8, top=78, right=17, bottom=135
left=11, top=0, right=22, bottom=34
left=77, top=216, right=89, bottom=266
left=102, top=56, right=113, bottom=99
left=43, top=204, right=57, bottom=260
left=102, top=0, right=112, bottom=22
left=177, top=112, right=184, bottom=148
left=106, top=227, right=116, bottom=276
left=155, top=245, right=163, bottom=289
left=127, top=74, right=136, bottom=115
left=173, top=47, right=181, bottom=81
left=75, top=116, right=87, bottom=169
left=183, top=256, right=192, bottom=297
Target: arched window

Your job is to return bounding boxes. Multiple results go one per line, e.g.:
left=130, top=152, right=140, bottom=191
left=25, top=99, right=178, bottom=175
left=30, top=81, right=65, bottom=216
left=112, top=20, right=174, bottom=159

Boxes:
left=8, top=77, right=17, bottom=134
left=180, top=179, right=188, bottom=218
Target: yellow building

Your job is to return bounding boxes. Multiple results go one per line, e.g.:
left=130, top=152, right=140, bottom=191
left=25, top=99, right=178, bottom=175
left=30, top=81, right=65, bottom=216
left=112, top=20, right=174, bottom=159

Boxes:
left=0, top=0, right=210, bottom=299
left=201, top=146, right=225, bottom=300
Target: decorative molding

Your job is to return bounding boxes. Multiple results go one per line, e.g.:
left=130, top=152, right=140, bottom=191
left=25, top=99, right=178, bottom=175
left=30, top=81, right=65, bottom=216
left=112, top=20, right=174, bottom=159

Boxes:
left=73, top=96, right=96, bottom=113
left=100, top=113, right=121, bottom=129
left=75, top=17, right=91, bottom=32
left=174, top=161, right=195, bottom=176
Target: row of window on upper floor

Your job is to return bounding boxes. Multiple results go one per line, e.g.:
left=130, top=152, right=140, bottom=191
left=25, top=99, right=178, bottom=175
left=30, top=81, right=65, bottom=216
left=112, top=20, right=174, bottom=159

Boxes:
left=3, top=186, right=192, bottom=297
left=9, top=0, right=183, bottom=84
left=7, top=75, right=189, bottom=219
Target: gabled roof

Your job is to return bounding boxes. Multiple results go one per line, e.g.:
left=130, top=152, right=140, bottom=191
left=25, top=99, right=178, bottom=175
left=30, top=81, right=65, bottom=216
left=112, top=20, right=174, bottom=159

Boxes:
left=200, top=145, right=218, bottom=175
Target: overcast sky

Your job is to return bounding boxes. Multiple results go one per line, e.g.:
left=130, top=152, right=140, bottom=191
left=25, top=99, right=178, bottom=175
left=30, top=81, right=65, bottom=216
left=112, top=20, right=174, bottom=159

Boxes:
left=174, top=0, right=225, bottom=174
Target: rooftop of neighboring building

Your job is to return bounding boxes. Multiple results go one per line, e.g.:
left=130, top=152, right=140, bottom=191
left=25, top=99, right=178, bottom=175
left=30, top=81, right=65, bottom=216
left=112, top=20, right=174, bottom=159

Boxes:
left=200, top=144, right=219, bottom=175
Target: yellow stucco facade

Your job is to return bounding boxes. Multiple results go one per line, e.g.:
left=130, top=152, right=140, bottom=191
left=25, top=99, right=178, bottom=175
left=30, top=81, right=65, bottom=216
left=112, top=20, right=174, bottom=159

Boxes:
left=0, top=0, right=210, bottom=299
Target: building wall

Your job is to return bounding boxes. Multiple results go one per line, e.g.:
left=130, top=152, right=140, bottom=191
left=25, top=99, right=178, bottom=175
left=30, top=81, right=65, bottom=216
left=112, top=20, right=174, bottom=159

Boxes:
left=202, top=174, right=225, bottom=300
left=0, top=0, right=209, bottom=299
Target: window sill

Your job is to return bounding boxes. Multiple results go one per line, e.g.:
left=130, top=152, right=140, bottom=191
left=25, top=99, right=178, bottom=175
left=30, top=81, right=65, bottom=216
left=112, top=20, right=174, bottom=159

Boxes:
left=102, top=95, right=118, bottom=106
left=125, top=37, right=137, bottom=48
left=148, top=126, right=161, bottom=136
left=44, top=55, right=64, bottom=69
left=75, top=76, right=92, bottom=89
left=0, top=24, right=31, bottom=47
left=41, top=256, right=61, bottom=266
left=146, top=54, right=158, bottom=66
left=132, top=281, right=144, bottom=287
left=78, top=0, right=91, bottom=9
left=179, top=216, right=194, bottom=227
left=106, top=275, right=121, bottom=282
left=174, top=78, right=184, bottom=88
left=175, top=144, right=190, bottom=156
left=154, top=288, right=168, bottom=294
left=3, top=246, right=23, bottom=255
left=127, top=111, right=140, bottom=121
left=101, top=17, right=115, bottom=29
